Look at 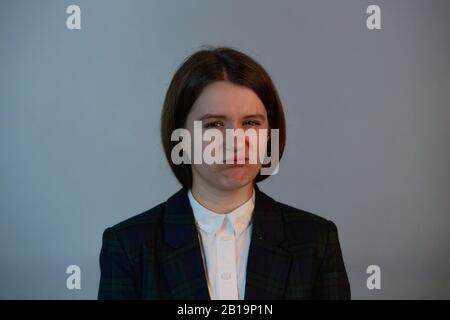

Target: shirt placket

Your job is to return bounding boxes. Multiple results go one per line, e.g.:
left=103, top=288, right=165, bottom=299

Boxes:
left=215, top=216, right=239, bottom=300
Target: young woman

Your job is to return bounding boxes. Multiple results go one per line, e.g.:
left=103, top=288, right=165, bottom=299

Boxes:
left=98, top=46, right=351, bottom=300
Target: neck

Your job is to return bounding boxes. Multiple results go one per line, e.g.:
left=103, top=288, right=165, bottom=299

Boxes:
left=190, top=181, right=254, bottom=214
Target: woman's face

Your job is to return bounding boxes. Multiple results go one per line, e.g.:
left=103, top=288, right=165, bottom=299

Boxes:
left=184, top=81, right=270, bottom=192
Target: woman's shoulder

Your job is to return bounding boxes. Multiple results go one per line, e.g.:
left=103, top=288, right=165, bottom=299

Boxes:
left=261, top=187, right=330, bottom=225
left=101, top=200, right=166, bottom=247
left=277, top=200, right=331, bottom=225
left=272, top=197, right=341, bottom=244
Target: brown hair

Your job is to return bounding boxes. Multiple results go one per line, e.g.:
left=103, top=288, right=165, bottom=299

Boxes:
left=160, top=46, right=286, bottom=189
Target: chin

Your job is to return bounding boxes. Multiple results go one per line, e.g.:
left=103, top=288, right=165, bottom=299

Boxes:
left=213, top=168, right=256, bottom=191
left=215, top=180, right=248, bottom=192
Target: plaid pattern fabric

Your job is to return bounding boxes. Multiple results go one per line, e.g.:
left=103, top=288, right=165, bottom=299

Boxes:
left=98, top=185, right=351, bottom=300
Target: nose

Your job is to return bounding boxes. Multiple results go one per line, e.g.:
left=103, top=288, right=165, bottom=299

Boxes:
left=234, top=133, right=245, bottom=151
left=224, top=127, right=247, bottom=152
left=223, top=127, right=249, bottom=163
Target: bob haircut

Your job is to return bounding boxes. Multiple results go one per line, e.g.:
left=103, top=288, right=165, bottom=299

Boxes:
left=160, top=46, right=286, bottom=189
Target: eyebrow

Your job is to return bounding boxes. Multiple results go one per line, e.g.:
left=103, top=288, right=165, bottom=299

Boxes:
left=197, top=113, right=266, bottom=121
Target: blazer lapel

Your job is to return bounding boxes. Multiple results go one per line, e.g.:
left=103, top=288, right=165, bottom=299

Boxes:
left=244, top=184, right=292, bottom=299
left=160, top=187, right=211, bottom=299
left=159, top=184, right=292, bottom=300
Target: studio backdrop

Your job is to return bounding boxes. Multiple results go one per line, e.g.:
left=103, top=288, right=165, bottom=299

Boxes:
left=1, top=0, right=449, bottom=299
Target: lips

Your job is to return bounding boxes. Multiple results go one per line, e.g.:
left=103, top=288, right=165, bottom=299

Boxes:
left=224, top=156, right=248, bottom=164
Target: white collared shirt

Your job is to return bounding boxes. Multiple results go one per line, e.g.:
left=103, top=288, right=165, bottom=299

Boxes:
left=187, top=188, right=255, bottom=300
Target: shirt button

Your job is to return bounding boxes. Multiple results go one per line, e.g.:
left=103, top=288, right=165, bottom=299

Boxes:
left=220, top=235, right=232, bottom=241
left=221, top=273, right=231, bottom=280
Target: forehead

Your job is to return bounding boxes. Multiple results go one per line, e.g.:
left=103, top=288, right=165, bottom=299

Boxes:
left=190, top=81, right=266, bottom=117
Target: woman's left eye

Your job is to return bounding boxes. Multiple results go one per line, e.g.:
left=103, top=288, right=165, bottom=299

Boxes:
left=243, top=120, right=260, bottom=126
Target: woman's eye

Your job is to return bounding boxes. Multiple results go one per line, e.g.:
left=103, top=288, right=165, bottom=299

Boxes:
left=204, top=121, right=224, bottom=128
left=243, top=120, right=261, bottom=126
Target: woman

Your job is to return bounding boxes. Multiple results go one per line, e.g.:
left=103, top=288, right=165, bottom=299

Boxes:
left=98, top=46, right=351, bottom=300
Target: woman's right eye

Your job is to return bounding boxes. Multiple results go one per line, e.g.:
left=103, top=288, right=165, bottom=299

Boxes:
left=204, top=121, right=224, bottom=128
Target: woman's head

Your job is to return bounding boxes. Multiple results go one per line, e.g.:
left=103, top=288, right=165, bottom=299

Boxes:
left=160, top=46, right=286, bottom=190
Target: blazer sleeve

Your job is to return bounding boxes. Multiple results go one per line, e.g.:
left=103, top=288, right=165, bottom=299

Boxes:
left=312, top=220, right=351, bottom=299
left=98, top=227, right=137, bottom=299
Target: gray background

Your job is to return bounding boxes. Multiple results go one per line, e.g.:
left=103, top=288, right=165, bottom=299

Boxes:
left=1, top=0, right=449, bottom=299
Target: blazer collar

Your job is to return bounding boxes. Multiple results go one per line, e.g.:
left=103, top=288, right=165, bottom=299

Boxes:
left=160, top=184, right=291, bottom=300
left=163, top=184, right=285, bottom=248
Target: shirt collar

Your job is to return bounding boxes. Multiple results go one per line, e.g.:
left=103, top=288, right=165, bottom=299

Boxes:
left=187, top=188, right=255, bottom=237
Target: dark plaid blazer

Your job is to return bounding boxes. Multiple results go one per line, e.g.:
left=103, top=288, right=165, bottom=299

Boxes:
left=98, top=184, right=351, bottom=299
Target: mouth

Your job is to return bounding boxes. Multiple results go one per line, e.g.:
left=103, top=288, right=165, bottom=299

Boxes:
left=224, top=157, right=249, bottom=165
